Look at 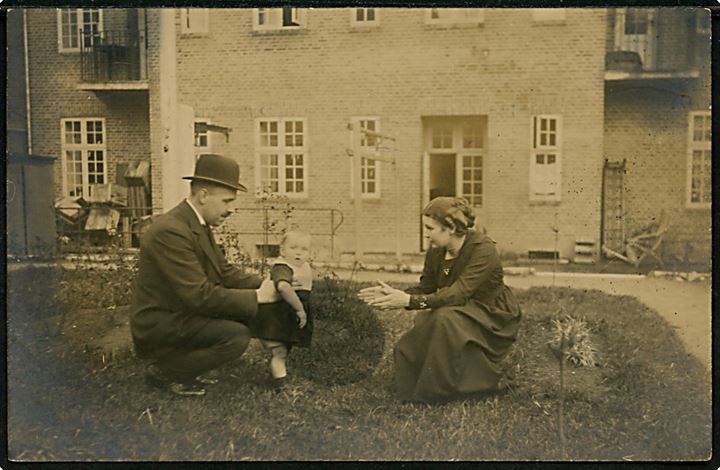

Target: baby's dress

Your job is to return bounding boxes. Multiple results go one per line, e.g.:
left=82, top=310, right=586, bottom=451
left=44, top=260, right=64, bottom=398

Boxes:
left=249, top=258, right=313, bottom=347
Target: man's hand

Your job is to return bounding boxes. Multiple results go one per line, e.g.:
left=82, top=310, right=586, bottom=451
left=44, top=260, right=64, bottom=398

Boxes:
left=256, top=279, right=280, bottom=304
left=296, top=310, right=307, bottom=328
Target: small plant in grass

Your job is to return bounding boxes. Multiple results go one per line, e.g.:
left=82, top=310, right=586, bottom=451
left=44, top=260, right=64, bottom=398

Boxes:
left=550, top=315, right=599, bottom=367
left=549, top=314, right=599, bottom=459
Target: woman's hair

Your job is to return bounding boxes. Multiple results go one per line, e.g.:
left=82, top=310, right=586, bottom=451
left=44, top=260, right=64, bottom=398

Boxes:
left=422, top=197, right=476, bottom=236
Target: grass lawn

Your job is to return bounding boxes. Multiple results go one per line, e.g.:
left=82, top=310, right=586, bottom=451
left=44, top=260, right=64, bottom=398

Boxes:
left=7, top=265, right=711, bottom=461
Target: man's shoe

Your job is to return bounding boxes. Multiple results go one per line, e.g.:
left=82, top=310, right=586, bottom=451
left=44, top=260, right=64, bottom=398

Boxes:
left=195, top=374, right=219, bottom=385
left=145, top=365, right=206, bottom=397
left=168, top=381, right=207, bottom=397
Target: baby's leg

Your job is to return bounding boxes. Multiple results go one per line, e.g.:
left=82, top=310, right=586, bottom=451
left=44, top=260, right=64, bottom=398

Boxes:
left=261, top=339, right=288, bottom=379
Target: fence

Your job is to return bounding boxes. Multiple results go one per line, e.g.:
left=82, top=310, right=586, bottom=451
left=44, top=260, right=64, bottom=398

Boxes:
left=55, top=204, right=346, bottom=260
left=217, top=206, right=345, bottom=260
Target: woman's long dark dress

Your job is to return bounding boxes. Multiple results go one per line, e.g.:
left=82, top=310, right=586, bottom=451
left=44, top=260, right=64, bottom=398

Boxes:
left=395, top=230, right=522, bottom=402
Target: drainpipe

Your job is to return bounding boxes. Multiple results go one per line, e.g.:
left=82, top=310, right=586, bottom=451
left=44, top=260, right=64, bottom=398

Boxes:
left=23, top=9, right=32, bottom=155
left=159, top=9, right=178, bottom=213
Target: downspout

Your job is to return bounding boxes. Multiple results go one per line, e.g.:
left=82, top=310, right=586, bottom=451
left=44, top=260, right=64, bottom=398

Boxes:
left=23, top=9, right=32, bottom=155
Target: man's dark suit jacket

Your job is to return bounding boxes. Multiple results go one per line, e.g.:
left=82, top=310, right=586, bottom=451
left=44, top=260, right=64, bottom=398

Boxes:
left=130, top=200, right=262, bottom=356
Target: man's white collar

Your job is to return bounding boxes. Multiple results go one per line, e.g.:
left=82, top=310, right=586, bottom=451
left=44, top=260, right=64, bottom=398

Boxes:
left=185, top=198, right=207, bottom=226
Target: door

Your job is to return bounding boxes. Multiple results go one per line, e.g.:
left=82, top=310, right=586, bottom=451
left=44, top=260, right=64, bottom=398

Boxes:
left=615, top=8, right=657, bottom=70
left=421, top=116, right=486, bottom=250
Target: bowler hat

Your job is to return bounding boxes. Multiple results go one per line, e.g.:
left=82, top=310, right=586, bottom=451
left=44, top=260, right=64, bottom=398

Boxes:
left=183, top=154, right=248, bottom=192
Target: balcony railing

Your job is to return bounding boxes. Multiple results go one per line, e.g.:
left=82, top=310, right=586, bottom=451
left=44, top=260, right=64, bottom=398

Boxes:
left=80, top=29, right=147, bottom=84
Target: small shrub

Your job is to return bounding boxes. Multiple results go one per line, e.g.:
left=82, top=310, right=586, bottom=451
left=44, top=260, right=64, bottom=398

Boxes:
left=549, top=315, right=599, bottom=367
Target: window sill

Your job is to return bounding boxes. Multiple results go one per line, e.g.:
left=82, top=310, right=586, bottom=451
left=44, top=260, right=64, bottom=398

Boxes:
left=529, top=199, right=561, bottom=206
left=686, top=203, right=711, bottom=210
left=251, top=28, right=306, bottom=36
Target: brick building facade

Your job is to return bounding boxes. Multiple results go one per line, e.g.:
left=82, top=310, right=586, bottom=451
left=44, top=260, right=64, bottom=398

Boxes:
left=17, top=7, right=711, bottom=266
left=604, top=8, right=712, bottom=267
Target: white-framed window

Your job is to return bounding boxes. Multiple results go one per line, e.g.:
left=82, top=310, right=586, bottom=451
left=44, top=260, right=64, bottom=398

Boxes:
left=431, top=125, right=454, bottom=149
left=255, top=118, right=308, bottom=197
left=425, top=8, right=484, bottom=25
left=57, top=8, right=103, bottom=52
left=351, top=8, right=379, bottom=27
left=686, top=111, right=711, bottom=208
left=61, top=118, right=107, bottom=198
left=350, top=118, right=381, bottom=198
left=532, top=8, right=566, bottom=23
left=530, top=115, right=562, bottom=201
left=194, top=119, right=212, bottom=159
left=253, top=8, right=307, bottom=31
left=180, top=8, right=210, bottom=35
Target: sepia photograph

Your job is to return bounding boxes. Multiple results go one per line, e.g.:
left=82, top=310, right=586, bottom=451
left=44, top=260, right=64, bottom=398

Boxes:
left=5, top=5, right=713, bottom=462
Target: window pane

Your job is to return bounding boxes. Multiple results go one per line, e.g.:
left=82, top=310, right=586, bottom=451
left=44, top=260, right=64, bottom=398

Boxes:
left=367, top=8, right=375, bottom=21
left=547, top=154, right=556, bottom=164
left=356, top=8, right=364, bottom=21
left=536, top=154, right=545, bottom=164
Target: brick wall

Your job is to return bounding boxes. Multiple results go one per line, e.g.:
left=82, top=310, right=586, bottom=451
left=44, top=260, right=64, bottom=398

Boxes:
left=25, top=8, right=151, bottom=200
left=604, top=80, right=711, bottom=265
left=166, top=8, right=607, bottom=259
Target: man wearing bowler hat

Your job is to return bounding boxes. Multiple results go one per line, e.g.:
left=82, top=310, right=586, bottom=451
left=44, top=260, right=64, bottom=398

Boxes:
left=131, top=154, right=279, bottom=396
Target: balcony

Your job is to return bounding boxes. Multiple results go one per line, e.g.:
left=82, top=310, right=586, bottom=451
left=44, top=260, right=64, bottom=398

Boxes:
left=605, top=8, right=707, bottom=82
left=78, top=29, right=148, bottom=91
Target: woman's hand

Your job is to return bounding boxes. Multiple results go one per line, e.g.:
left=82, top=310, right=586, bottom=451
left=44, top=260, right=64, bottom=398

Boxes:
left=358, top=281, right=411, bottom=310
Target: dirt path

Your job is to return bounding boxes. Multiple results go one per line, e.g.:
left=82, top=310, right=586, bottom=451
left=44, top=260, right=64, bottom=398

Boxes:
left=335, top=270, right=712, bottom=371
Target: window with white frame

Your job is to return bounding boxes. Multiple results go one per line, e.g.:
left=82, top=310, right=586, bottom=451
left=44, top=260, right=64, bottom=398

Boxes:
left=687, top=111, right=711, bottom=207
left=194, top=119, right=211, bottom=160
left=530, top=115, right=562, bottom=201
left=351, top=8, right=379, bottom=26
left=532, top=8, right=566, bottom=23
left=57, top=8, right=103, bottom=52
left=256, top=119, right=307, bottom=196
left=351, top=118, right=381, bottom=198
left=253, top=8, right=306, bottom=31
left=431, top=125, right=453, bottom=149
left=425, top=8, right=484, bottom=25
left=180, top=8, right=210, bottom=35
left=61, top=118, right=107, bottom=198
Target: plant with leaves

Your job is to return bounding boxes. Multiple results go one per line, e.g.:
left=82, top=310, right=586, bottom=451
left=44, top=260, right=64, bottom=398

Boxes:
left=548, top=314, right=599, bottom=459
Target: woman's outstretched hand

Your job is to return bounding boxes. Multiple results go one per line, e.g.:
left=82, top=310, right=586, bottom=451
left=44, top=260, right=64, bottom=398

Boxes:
left=358, top=280, right=411, bottom=310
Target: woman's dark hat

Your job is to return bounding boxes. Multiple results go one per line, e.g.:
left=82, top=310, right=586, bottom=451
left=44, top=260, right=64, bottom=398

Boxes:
left=183, top=154, right=248, bottom=192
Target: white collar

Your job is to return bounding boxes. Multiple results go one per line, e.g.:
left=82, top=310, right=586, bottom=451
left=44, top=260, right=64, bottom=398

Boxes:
left=185, top=198, right=207, bottom=226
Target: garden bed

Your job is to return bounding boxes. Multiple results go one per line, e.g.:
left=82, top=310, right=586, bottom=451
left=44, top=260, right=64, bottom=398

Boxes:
left=7, top=265, right=711, bottom=461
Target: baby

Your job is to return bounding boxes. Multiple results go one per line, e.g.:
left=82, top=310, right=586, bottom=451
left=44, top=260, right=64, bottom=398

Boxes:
left=250, top=230, right=314, bottom=387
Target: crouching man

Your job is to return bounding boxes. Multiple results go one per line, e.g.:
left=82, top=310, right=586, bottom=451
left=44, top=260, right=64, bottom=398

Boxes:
left=130, top=154, right=278, bottom=396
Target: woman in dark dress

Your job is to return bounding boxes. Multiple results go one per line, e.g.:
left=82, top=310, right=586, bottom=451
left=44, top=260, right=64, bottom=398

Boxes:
left=359, top=197, right=522, bottom=403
